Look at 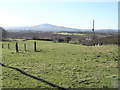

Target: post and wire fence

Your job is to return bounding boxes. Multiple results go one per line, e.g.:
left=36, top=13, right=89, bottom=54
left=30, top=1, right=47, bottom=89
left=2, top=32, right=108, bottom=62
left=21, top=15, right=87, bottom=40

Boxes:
left=2, top=41, right=38, bottom=53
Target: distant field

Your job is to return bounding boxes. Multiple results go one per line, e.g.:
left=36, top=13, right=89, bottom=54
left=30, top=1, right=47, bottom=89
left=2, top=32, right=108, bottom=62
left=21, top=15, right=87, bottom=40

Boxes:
left=2, top=39, right=118, bottom=88
left=53, top=32, right=85, bottom=35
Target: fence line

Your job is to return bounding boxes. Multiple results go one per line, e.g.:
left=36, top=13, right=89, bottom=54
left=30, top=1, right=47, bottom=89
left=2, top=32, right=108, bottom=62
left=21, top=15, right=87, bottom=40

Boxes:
left=2, top=41, right=38, bottom=53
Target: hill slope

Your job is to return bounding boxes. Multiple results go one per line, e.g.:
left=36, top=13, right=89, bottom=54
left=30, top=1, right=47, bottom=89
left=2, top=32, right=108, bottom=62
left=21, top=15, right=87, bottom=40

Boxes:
left=4, top=24, right=118, bottom=32
left=4, top=24, right=82, bottom=32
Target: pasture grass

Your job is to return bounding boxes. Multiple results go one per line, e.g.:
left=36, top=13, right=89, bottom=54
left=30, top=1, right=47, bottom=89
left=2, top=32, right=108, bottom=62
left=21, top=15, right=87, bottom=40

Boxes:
left=53, top=32, right=85, bottom=35
left=2, top=39, right=118, bottom=88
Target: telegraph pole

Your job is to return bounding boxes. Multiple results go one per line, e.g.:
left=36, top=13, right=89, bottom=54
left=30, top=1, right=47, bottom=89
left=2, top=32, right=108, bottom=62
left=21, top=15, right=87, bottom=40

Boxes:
left=92, top=20, right=96, bottom=46
left=92, top=20, right=94, bottom=32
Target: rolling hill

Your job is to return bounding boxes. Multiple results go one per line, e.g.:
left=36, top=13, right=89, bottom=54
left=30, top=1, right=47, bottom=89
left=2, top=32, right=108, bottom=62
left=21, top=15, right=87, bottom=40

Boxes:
left=4, top=24, right=82, bottom=32
left=4, top=24, right=117, bottom=32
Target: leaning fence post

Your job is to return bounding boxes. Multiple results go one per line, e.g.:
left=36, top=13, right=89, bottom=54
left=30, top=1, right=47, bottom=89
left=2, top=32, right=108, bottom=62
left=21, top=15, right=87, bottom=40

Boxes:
left=34, top=42, right=36, bottom=52
left=8, top=43, right=10, bottom=49
left=24, top=43, right=26, bottom=51
left=15, top=42, right=18, bottom=52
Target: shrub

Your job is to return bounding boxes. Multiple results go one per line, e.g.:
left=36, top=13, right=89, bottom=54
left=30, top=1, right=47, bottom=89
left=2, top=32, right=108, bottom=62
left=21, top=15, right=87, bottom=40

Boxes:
left=65, top=37, right=71, bottom=43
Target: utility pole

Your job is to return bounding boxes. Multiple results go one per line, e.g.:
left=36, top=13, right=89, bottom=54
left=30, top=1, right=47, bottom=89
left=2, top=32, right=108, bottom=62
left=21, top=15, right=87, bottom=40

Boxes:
left=92, top=20, right=96, bottom=46
left=92, top=20, right=94, bottom=32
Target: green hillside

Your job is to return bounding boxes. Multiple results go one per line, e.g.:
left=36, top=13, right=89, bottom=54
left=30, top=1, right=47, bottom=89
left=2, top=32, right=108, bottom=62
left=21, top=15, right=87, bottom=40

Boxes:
left=2, top=39, right=118, bottom=88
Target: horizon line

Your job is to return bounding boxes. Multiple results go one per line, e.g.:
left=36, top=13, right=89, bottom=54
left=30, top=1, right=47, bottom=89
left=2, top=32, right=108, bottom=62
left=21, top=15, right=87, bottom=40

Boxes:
left=1, top=23, right=118, bottom=29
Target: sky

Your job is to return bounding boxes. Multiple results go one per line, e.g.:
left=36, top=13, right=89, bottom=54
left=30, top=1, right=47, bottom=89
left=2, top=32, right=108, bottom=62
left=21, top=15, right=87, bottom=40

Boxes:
left=0, top=0, right=118, bottom=29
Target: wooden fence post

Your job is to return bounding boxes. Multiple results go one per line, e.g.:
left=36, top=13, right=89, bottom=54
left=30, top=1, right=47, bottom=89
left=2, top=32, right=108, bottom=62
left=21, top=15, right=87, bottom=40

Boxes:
left=24, top=43, right=26, bottom=51
left=15, top=42, right=18, bottom=52
left=34, top=42, right=36, bottom=52
left=2, top=44, right=3, bottom=48
left=8, top=43, right=10, bottom=49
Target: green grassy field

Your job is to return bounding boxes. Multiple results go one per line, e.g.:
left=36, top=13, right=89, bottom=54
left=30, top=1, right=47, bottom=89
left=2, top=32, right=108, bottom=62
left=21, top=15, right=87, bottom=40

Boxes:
left=53, top=32, right=85, bottom=35
left=2, top=39, right=118, bottom=88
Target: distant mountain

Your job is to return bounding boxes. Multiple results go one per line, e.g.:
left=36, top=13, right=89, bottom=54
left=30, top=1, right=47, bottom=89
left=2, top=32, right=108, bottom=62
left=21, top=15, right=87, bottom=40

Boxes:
left=95, top=29, right=118, bottom=32
left=0, top=27, right=5, bottom=30
left=4, top=24, right=118, bottom=32
left=4, top=24, right=82, bottom=32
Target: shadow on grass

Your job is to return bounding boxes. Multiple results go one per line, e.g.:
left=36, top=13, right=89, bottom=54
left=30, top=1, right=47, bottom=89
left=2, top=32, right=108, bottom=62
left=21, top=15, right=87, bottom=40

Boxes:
left=35, top=50, right=42, bottom=52
left=0, top=63, right=67, bottom=89
left=17, top=50, right=42, bottom=53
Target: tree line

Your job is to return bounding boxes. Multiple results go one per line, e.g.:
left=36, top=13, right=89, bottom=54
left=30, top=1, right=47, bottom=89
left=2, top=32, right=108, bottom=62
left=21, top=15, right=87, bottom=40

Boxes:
left=1, top=27, right=118, bottom=46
